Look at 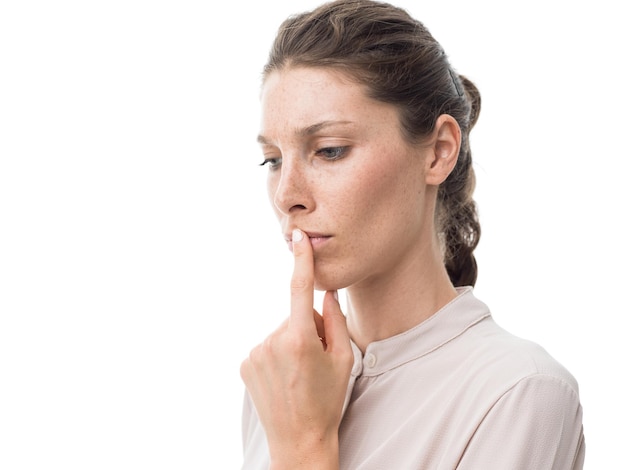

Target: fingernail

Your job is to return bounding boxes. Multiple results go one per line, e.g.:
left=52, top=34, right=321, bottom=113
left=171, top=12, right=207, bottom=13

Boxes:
left=292, top=229, right=303, bottom=243
left=333, top=290, right=339, bottom=302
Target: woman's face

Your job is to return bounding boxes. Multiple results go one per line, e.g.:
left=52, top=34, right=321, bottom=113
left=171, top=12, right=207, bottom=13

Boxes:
left=258, top=67, right=435, bottom=291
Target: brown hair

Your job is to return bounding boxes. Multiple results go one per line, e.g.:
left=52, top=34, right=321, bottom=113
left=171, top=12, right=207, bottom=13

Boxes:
left=264, top=0, right=481, bottom=287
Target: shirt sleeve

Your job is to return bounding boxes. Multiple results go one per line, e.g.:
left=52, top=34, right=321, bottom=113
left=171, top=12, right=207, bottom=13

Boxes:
left=241, top=391, right=270, bottom=470
left=458, top=374, right=585, bottom=470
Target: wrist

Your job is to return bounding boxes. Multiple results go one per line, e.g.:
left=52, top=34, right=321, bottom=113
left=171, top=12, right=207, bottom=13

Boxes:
left=269, top=433, right=340, bottom=470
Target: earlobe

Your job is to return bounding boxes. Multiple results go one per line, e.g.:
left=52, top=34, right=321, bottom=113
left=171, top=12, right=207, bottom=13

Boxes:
left=424, top=114, right=461, bottom=186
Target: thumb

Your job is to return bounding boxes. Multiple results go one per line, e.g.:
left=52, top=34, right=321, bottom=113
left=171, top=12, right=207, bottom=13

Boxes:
left=322, top=290, right=351, bottom=353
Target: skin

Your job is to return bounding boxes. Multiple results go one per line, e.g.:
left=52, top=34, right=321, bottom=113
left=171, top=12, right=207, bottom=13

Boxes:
left=240, top=66, right=462, bottom=469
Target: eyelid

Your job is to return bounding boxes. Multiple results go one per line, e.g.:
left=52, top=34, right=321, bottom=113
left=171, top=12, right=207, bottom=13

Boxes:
left=258, top=144, right=349, bottom=169
left=259, top=157, right=282, bottom=169
left=315, top=145, right=349, bottom=160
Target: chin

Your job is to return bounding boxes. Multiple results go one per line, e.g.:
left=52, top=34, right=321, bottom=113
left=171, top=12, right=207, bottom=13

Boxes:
left=313, top=266, right=350, bottom=292
left=313, top=281, right=338, bottom=292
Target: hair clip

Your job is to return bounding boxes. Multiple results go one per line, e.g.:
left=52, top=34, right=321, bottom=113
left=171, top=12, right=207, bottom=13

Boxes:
left=449, top=69, right=464, bottom=97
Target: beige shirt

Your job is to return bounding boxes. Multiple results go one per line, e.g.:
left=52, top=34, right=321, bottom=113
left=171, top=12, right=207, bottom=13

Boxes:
left=241, top=287, right=585, bottom=469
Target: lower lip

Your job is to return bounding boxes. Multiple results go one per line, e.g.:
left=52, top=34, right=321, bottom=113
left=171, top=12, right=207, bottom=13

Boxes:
left=287, top=236, right=331, bottom=252
left=310, top=236, right=331, bottom=248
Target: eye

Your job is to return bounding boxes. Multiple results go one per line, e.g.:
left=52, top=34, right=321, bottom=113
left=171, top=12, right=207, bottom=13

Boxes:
left=315, top=146, right=349, bottom=160
left=259, top=157, right=282, bottom=170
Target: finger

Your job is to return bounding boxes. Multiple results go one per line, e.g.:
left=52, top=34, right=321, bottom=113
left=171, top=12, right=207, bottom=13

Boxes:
left=313, top=309, right=328, bottom=350
left=322, top=290, right=351, bottom=353
left=289, top=228, right=316, bottom=333
left=313, top=309, right=325, bottom=338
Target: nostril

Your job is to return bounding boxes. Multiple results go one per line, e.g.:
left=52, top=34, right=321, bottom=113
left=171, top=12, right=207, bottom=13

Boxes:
left=289, top=204, right=307, bottom=212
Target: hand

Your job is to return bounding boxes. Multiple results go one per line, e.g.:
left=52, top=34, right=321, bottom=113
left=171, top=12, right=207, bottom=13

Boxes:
left=240, top=229, right=353, bottom=468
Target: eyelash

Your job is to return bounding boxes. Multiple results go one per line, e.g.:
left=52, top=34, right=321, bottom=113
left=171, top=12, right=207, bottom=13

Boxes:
left=259, top=146, right=349, bottom=170
left=259, top=158, right=281, bottom=169
left=316, top=146, right=348, bottom=160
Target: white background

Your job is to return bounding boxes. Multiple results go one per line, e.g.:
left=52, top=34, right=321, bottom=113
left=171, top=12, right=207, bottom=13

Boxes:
left=1, top=0, right=623, bottom=468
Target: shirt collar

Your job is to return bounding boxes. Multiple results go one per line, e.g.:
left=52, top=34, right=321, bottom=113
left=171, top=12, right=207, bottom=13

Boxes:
left=348, top=287, right=491, bottom=377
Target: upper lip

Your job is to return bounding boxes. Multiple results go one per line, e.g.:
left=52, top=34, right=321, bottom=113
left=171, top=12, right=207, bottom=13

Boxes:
left=284, top=230, right=331, bottom=242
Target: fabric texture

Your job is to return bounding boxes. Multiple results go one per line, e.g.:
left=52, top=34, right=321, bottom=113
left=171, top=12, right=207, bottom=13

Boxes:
left=241, top=287, right=585, bottom=469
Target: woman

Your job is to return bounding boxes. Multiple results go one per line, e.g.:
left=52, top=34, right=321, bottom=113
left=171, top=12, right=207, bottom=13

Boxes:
left=240, top=0, right=585, bottom=468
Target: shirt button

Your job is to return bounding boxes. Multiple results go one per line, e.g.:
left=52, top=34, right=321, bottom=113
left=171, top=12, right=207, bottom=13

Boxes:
left=364, top=353, right=377, bottom=368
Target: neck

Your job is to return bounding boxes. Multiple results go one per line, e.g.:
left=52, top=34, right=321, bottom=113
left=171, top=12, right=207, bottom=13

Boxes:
left=345, top=234, right=458, bottom=353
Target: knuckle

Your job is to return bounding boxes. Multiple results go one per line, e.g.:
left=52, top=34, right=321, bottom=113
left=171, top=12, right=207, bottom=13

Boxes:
left=239, top=358, right=251, bottom=381
left=286, top=332, right=313, bottom=356
left=290, top=275, right=312, bottom=292
left=340, top=349, right=354, bottom=366
left=248, top=342, right=265, bottom=365
left=333, top=347, right=354, bottom=368
left=288, top=333, right=306, bottom=351
left=261, top=334, right=275, bottom=355
left=257, top=330, right=283, bottom=358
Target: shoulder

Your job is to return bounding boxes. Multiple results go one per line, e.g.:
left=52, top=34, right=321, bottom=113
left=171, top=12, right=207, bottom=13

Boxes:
left=450, top=308, right=585, bottom=467
left=437, top=303, right=581, bottom=414
left=415, top=288, right=581, bottom=401
left=458, top=362, right=585, bottom=468
left=452, top=303, right=579, bottom=389
left=438, top=288, right=578, bottom=387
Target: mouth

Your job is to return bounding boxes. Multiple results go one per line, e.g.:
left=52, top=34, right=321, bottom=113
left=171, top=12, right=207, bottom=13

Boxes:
left=285, top=231, right=332, bottom=251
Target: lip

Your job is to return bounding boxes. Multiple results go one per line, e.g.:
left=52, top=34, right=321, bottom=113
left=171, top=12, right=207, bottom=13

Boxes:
left=284, top=231, right=332, bottom=252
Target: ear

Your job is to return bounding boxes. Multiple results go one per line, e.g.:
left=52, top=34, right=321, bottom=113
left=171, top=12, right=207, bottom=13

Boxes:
left=424, top=114, right=461, bottom=186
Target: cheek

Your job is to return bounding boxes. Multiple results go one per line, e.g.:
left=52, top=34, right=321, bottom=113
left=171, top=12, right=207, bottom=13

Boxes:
left=321, top=169, right=388, bottom=244
left=348, top=157, right=423, bottom=232
left=353, top=157, right=411, bottom=204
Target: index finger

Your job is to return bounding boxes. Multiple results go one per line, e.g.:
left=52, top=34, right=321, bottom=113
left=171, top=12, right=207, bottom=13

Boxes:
left=289, top=228, right=316, bottom=333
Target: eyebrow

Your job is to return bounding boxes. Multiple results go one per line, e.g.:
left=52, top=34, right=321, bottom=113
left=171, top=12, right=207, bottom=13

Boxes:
left=257, top=120, right=354, bottom=145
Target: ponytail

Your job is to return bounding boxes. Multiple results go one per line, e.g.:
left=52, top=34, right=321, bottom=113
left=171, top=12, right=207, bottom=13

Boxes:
left=438, top=75, right=481, bottom=287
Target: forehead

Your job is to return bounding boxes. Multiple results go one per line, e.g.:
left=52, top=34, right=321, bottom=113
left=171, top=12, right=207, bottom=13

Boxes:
left=262, top=66, right=359, bottom=97
left=259, top=67, right=400, bottom=140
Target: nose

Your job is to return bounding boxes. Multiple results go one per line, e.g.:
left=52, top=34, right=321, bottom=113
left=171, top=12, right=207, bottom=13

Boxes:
left=271, top=158, right=313, bottom=216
